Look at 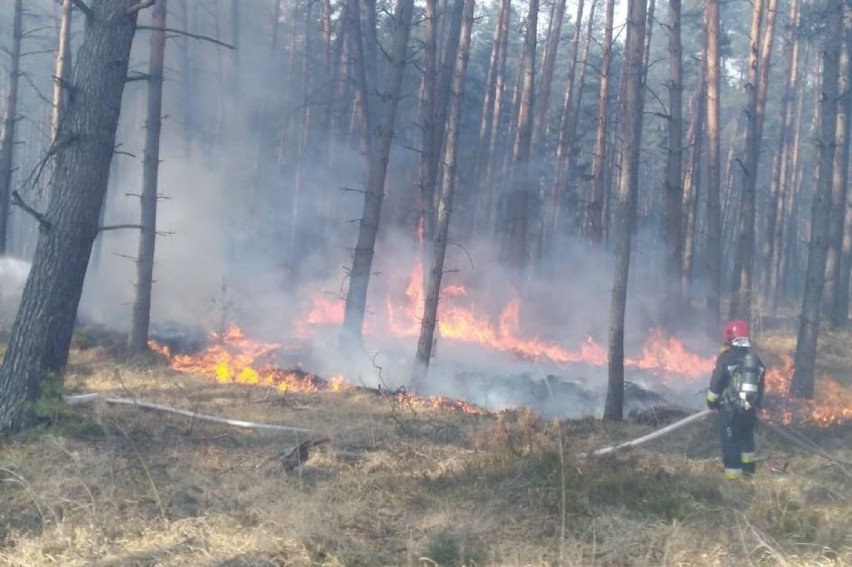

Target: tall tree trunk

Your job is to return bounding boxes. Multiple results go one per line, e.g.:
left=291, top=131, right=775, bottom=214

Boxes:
left=761, top=0, right=801, bottom=310
left=835, top=9, right=852, bottom=326
left=588, top=0, right=615, bottom=243
left=551, top=0, right=587, bottom=240
left=506, top=0, right=539, bottom=268
left=663, top=0, right=683, bottom=307
left=730, top=0, right=778, bottom=322
left=0, top=0, right=22, bottom=255
left=791, top=0, right=844, bottom=399
left=681, top=69, right=705, bottom=297
left=421, top=0, right=465, bottom=255
left=771, top=45, right=809, bottom=309
left=826, top=6, right=852, bottom=326
left=412, top=0, right=475, bottom=388
left=340, top=0, right=415, bottom=344
left=0, top=0, right=140, bottom=432
left=128, top=0, right=168, bottom=355
left=604, top=0, right=647, bottom=422
left=704, top=0, right=722, bottom=335
left=480, top=0, right=511, bottom=232
left=532, top=0, right=566, bottom=152
left=51, top=0, right=73, bottom=148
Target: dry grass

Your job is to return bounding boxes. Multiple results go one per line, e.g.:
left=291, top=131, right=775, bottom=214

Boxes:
left=0, top=336, right=850, bottom=566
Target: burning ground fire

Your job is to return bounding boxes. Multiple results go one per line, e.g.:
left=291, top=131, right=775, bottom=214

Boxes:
left=146, top=261, right=852, bottom=426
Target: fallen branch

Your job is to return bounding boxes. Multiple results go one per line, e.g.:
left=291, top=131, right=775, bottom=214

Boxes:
left=64, top=393, right=312, bottom=433
left=578, top=408, right=713, bottom=458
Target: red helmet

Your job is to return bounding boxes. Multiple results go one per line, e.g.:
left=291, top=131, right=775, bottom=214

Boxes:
left=723, top=320, right=750, bottom=344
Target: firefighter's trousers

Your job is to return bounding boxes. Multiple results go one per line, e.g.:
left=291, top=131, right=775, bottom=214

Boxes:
left=718, top=407, right=757, bottom=478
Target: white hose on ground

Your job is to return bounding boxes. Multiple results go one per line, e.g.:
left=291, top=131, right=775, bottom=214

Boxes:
left=577, top=408, right=714, bottom=458
left=63, top=392, right=313, bottom=433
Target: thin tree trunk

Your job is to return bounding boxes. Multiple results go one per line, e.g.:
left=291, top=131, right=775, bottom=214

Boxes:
left=604, top=0, right=647, bottom=422
left=681, top=67, right=705, bottom=297
left=791, top=0, right=844, bottom=399
left=341, top=0, right=415, bottom=344
left=481, top=0, right=511, bottom=232
left=836, top=8, right=852, bottom=326
left=51, top=0, right=73, bottom=148
left=128, top=0, right=168, bottom=355
left=551, top=0, right=587, bottom=240
left=704, top=0, right=722, bottom=335
left=412, top=0, right=475, bottom=388
left=532, top=0, right=566, bottom=152
left=761, top=0, right=800, bottom=310
left=663, top=0, right=683, bottom=306
left=826, top=7, right=852, bottom=326
left=0, top=0, right=141, bottom=432
left=507, top=0, right=539, bottom=268
left=0, top=0, right=22, bottom=255
left=730, top=0, right=778, bottom=322
left=588, top=0, right=615, bottom=243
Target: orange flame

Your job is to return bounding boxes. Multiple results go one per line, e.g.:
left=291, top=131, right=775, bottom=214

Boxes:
left=149, top=324, right=350, bottom=394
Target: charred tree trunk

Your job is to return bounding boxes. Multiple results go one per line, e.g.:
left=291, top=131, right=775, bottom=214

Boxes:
left=0, top=0, right=22, bottom=255
left=791, top=0, right=844, bottom=399
left=128, top=0, right=167, bottom=355
left=51, top=0, right=73, bottom=148
left=341, top=0, right=415, bottom=344
left=604, top=0, right=647, bottom=422
left=412, top=0, right=475, bottom=388
left=703, top=0, right=722, bottom=335
left=663, top=0, right=683, bottom=306
left=588, top=0, right=615, bottom=243
left=0, top=0, right=140, bottom=432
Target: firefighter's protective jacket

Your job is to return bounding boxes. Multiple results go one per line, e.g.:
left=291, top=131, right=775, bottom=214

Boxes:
left=706, top=345, right=766, bottom=410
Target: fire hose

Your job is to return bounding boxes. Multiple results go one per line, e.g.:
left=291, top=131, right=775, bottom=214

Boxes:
left=577, top=408, right=713, bottom=458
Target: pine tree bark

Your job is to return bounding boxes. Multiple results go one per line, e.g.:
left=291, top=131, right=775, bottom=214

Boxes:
left=0, top=0, right=22, bottom=255
left=835, top=9, right=852, bottom=326
left=506, top=0, right=539, bottom=268
left=730, top=0, right=778, bottom=322
left=663, top=0, right=683, bottom=306
left=551, top=0, right=587, bottom=239
left=791, top=0, right=844, bottom=399
left=681, top=70, right=705, bottom=297
left=479, top=0, right=511, bottom=232
left=604, top=0, right=647, bottom=422
left=412, top=0, right=475, bottom=388
left=51, top=0, right=73, bottom=148
left=341, top=0, right=415, bottom=344
left=588, top=0, right=615, bottom=243
left=761, top=0, right=801, bottom=310
left=0, top=0, right=141, bottom=432
left=128, top=0, right=167, bottom=355
left=532, top=0, right=566, bottom=152
left=826, top=6, right=852, bottom=327
left=703, top=0, right=722, bottom=335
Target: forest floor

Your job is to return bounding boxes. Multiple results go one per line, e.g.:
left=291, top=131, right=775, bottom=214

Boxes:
left=0, top=327, right=850, bottom=567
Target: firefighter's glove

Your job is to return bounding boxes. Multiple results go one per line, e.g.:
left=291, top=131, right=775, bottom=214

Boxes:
left=706, top=391, right=721, bottom=410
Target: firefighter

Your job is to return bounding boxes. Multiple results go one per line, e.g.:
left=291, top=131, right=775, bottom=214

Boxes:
left=706, top=320, right=766, bottom=479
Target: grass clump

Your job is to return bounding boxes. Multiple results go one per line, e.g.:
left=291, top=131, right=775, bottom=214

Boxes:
left=421, top=530, right=485, bottom=567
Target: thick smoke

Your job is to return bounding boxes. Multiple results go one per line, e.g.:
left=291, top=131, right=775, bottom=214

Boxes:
left=0, top=0, right=715, bottom=418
